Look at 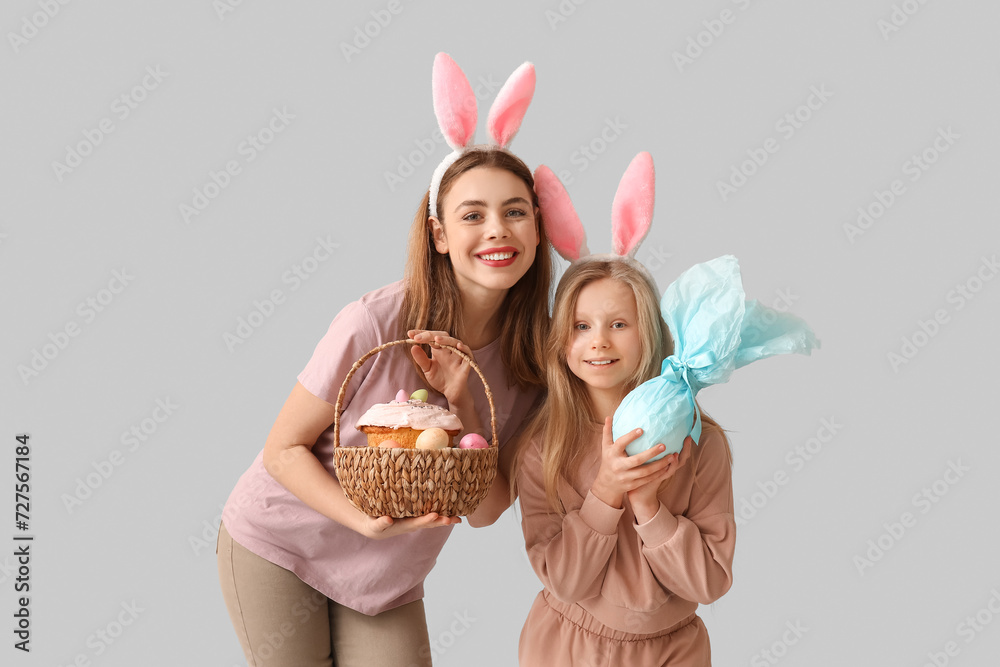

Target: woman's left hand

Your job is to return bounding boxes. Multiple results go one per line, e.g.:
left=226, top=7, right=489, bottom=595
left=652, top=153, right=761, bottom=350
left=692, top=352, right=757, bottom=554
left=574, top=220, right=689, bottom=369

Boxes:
left=407, top=330, right=473, bottom=406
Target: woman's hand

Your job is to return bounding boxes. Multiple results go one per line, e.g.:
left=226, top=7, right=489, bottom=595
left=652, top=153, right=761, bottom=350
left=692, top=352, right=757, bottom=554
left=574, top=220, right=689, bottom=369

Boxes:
left=590, top=418, right=674, bottom=510
left=263, top=384, right=464, bottom=538
left=407, top=330, right=474, bottom=408
left=360, top=512, right=462, bottom=540
left=627, top=436, right=694, bottom=523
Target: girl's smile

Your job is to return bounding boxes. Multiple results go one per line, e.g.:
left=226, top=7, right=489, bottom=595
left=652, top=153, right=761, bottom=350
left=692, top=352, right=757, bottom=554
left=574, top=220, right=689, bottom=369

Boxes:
left=566, top=278, right=642, bottom=416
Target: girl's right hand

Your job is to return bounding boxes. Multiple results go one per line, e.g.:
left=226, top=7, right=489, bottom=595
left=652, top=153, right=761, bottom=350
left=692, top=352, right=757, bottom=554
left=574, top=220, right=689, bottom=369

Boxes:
left=360, top=513, right=462, bottom=540
left=591, top=417, right=673, bottom=509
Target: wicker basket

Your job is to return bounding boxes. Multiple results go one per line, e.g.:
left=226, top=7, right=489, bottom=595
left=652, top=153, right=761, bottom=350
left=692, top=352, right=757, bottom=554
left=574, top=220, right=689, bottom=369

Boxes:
left=332, top=339, right=499, bottom=518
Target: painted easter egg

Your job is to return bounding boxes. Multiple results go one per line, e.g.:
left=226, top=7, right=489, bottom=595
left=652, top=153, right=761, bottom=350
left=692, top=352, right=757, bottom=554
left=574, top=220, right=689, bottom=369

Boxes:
left=458, top=433, right=488, bottom=449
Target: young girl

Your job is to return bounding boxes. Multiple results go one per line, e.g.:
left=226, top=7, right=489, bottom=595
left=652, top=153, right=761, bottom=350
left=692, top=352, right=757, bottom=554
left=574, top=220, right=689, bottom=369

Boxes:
left=217, top=55, right=552, bottom=666
left=513, top=152, right=817, bottom=665
left=514, top=257, right=734, bottom=666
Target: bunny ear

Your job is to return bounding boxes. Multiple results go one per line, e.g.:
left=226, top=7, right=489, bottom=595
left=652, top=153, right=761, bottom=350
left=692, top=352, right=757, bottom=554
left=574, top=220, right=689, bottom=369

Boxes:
left=611, top=152, right=655, bottom=258
left=432, top=53, right=477, bottom=149
left=487, top=62, right=535, bottom=148
left=535, top=165, right=588, bottom=262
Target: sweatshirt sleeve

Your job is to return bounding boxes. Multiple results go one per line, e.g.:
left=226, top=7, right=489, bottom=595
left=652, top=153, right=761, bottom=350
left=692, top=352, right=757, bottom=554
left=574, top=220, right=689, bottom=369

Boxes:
left=632, top=429, right=736, bottom=605
left=518, top=442, right=625, bottom=604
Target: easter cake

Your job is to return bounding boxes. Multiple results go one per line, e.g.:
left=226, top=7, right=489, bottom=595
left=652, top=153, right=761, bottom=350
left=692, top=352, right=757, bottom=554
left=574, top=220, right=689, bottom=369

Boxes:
left=355, top=389, right=463, bottom=449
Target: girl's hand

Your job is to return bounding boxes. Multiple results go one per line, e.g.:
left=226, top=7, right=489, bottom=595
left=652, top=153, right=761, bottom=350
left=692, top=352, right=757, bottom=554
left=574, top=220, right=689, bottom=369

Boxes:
left=407, top=330, right=474, bottom=407
left=627, top=436, right=694, bottom=523
left=360, top=512, right=461, bottom=540
left=591, top=417, right=674, bottom=510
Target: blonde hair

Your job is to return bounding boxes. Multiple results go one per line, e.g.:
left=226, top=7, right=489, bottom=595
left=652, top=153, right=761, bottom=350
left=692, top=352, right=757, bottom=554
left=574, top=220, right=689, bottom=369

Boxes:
left=511, top=256, right=729, bottom=513
left=400, top=148, right=553, bottom=389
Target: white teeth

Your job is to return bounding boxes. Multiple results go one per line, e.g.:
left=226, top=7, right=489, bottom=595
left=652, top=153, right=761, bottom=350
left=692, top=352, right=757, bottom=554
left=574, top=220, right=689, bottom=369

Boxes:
left=479, top=252, right=514, bottom=261
left=587, top=360, right=614, bottom=365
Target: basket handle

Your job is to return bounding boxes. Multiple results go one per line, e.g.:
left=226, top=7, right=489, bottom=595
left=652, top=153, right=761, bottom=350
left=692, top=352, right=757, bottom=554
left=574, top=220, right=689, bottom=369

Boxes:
left=333, top=339, right=498, bottom=449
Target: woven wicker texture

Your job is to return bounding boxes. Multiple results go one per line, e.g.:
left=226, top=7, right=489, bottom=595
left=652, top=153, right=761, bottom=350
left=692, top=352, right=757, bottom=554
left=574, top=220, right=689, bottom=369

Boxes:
left=333, top=339, right=499, bottom=517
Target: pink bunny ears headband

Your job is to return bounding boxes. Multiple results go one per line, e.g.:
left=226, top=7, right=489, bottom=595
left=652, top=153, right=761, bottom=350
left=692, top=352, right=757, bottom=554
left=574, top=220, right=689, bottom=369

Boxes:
left=535, top=151, right=819, bottom=461
left=428, top=53, right=536, bottom=219
left=535, top=151, right=656, bottom=262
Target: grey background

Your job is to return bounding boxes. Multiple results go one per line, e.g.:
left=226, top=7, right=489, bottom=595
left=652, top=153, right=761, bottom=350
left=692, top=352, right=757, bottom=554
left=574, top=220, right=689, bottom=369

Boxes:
left=3, top=1, right=998, bottom=665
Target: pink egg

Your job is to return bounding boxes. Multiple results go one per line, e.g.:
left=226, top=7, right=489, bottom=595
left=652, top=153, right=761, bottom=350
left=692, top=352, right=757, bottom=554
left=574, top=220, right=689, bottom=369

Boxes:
left=379, top=439, right=400, bottom=448
left=394, top=389, right=408, bottom=402
left=458, top=433, right=488, bottom=449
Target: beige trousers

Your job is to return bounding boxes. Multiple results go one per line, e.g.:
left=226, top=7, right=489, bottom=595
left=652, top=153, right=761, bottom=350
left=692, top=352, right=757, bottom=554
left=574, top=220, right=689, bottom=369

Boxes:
left=217, top=522, right=432, bottom=667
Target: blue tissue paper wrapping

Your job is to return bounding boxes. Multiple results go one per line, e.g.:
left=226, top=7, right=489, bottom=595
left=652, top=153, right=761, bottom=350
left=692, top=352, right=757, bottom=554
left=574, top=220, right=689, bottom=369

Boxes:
left=613, top=255, right=819, bottom=460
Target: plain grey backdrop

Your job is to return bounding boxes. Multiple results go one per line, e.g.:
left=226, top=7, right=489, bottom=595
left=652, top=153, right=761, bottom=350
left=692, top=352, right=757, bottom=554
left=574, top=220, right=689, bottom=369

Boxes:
left=3, top=1, right=999, bottom=665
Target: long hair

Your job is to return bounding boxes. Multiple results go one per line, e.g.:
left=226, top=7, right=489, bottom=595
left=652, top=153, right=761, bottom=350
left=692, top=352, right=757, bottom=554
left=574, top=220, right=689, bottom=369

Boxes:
left=400, top=148, right=552, bottom=389
left=511, top=257, right=729, bottom=513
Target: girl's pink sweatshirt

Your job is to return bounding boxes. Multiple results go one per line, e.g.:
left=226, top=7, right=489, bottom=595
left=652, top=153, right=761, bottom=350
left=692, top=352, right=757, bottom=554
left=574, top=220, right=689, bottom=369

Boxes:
left=517, top=423, right=736, bottom=634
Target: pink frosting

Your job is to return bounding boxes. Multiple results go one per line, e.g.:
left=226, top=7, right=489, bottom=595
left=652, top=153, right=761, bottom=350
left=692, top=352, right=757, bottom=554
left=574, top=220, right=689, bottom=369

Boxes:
left=355, top=400, right=463, bottom=431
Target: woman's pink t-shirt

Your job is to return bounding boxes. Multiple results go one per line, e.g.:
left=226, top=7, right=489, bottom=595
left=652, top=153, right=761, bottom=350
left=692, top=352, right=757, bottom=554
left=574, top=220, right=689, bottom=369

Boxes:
left=222, top=281, right=538, bottom=615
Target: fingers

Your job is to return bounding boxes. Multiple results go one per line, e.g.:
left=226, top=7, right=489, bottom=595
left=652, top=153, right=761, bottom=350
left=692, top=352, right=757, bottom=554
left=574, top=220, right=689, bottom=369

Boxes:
left=623, top=454, right=677, bottom=496
left=370, top=512, right=461, bottom=538
left=408, top=330, right=470, bottom=356
left=405, top=513, right=460, bottom=529
left=679, top=436, right=695, bottom=466
left=650, top=453, right=681, bottom=484
left=604, top=418, right=645, bottom=453
left=601, top=417, right=614, bottom=447
left=630, top=452, right=673, bottom=482
left=410, top=345, right=431, bottom=372
left=630, top=443, right=668, bottom=466
left=409, top=329, right=450, bottom=341
left=369, top=516, right=394, bottom=534
left=408, top=512, right=440, bottom=527
left=409, top=330, right=456, bottom=346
